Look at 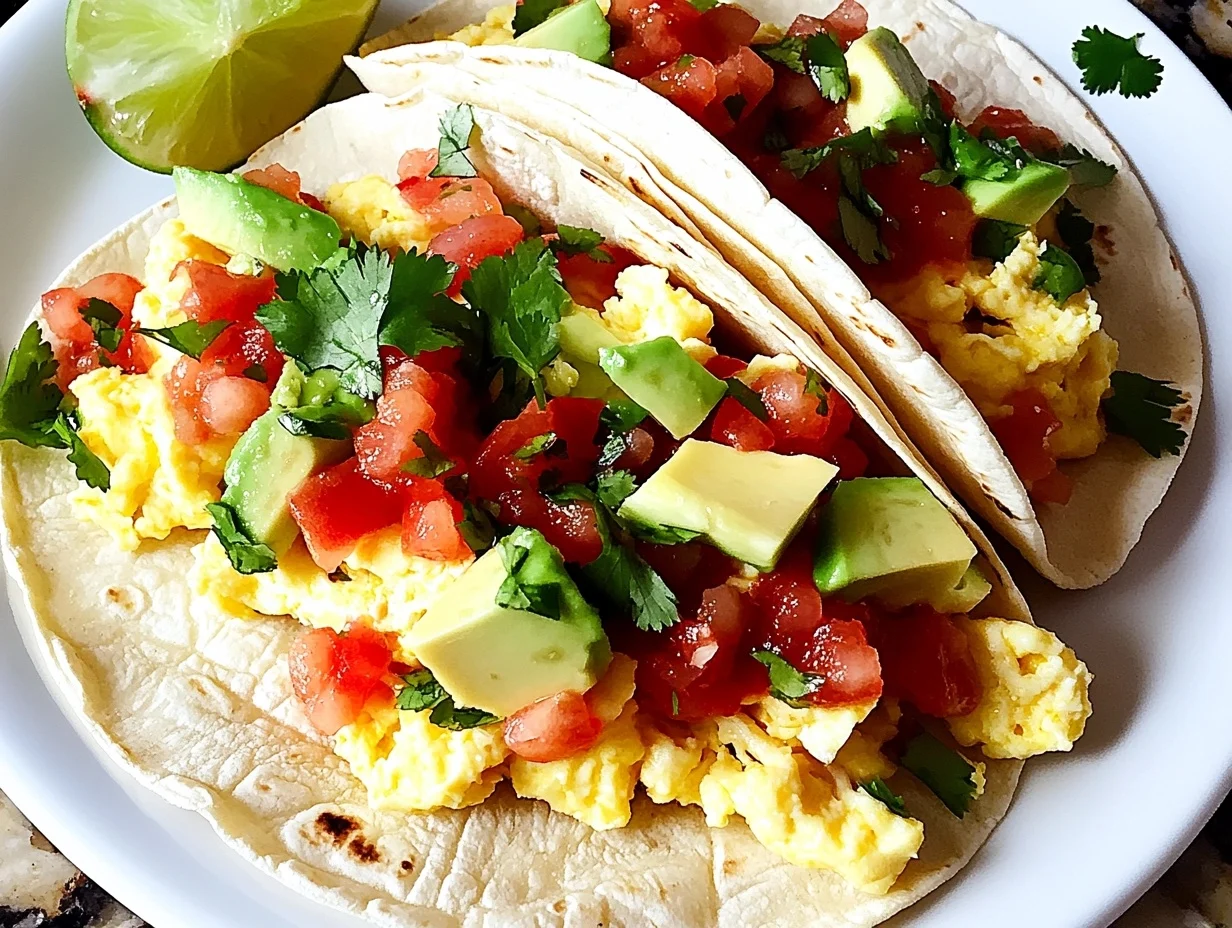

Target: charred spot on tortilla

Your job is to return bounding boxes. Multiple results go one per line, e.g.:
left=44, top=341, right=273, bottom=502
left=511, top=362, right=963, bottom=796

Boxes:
left=348, top=835, right=381, bottom=864
left=1034, top=76, right=1044, bottom=85
left=992, top=497, right=1020, bottom=520
left=670, top=241, right=689, bottom=256
left=315, top=811, right=360, bottom=846
left=1094, top=225, right=1116, bottom=255
left=629, top=176, right=644, bottom=195
left=400, top=859, right=414, bottom=872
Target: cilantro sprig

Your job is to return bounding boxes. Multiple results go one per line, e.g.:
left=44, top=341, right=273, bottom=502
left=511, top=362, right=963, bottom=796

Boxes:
left=1045, top=144, right=1117, bottom=188
left=1055, top=200, right=1101, bottom=286
left=972, top=220, right=1028, bottom=263
left=1033, top=243, right=1087, bottom=303
left=430, top=104, right=478, bottom=177
left=861, top=777, right=909, bottom=817
left=205, top=501, right=277, bottom=574
left=396, top=668, right=500, bottom=730
left=756, top=32, right=849, bottom=103
left=900, top=732, right=978, bottom=818
left=1102, top=371, right=1187, bottom=457
left=495, top=527, right=567, bottom=620
left=551, top=226, right=612, bottom=262
left=140, top=319, right=230, bottom=360
left=751, top=650, right=822, bottom=708
left=1073, top=27, right=1163, bottom=99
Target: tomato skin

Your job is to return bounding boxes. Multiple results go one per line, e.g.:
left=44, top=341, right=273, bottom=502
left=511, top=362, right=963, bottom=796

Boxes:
left=42, top=273, right=149, bottom=386
left=753, top=369, right=852, bottom=457
left=704, top=354, right=747, bottom=379
left=503, top=691, right=604, bottom=762
left=429, top=214, right=525, bottom=294
left=354, top=376, right=439, bottom=481
left=990, top=389, right=1071, bottom=503
left=556, top=245, right=639, bottom=309
left=710, top=397, right=776, bottom=451
left=703, top=46, right=775, bottom=135
left=289, top=622, right=396, bottom=735
left=798, top=618, right=883, bottom=706
left=642, top=55, right=718, bottom=121
left=470, top=397, right=604, bottom=500
left=402, top=478, right=472, bottom=561
left=873, top=607, right=982, bottom=718
left=497, top=489, right=605, bottom=565
left=242, top=164, right=318, bottom=207
left=289, top=459, right=404, bottom=571
left=749, top=539, right=824, bottom=653
left=397, top=148, right=439, bottom=181
left=199, top=375, right=269, bottom=435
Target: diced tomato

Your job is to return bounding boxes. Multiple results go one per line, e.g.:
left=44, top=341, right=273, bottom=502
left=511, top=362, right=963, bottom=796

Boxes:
left=354, top=373, right=439, bottom=481
left=749, top=539, right=824, bottom=653
left=642, top=55, right=719, bottom=122
left=710, top=396, right=775, bottom=451
left=829, top=436, right=869, bottom=479
left=1030, top=467, right=1074, bottom=506
left=243, top=164, right=310, bottom=204
left=503, top=690, right=604, bottom=762
left=798, top=617, right=883, bottom=706
left=703, top=46, right=775, bottom=135
left=613, top=426, right=655, bottom=472
left=429, top=214, right=525, bottom=294
left=470, top=397, right=604, bottom=500
left=873, top=606, right=982, bottom=718
left=401, top=478, right=471, bottom=561
left=989, top=389, right=1070, bottom=504
left=41, top=273, right=150, bottom=386
left=199, top=375, right=269, bottom=435
left=613, top=42, right=671, bottom=80
left=289, top=459, right=404, bottom=571
left=401, top=175, right=504, bottom=234
left=930, top=81, right=959, bottom=121
left=497, top=489, right=605, bottom=565
left=288, top=622, right=395, bottom=735
left=753, top=369, right=852, bottom=457
left=694, top=4, right=759, bottom=62
left=637, top=540, right=736, bottom=616
left=556, top=245, right=639, bottom=309
left=819, top=0, right=869, bottom=46
left=397, top=148, right=439, bottom=182
left=177, top=261, right=277, bottom=325
left=704, top=354, right=747, bottom=379
left=785, top=13, right=826, bottom=36
left=969, top=106, right=1062, bottom=156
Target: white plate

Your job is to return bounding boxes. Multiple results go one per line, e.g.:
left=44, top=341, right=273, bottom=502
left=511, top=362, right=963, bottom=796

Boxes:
left=0, top=1, right=1227, bottom=925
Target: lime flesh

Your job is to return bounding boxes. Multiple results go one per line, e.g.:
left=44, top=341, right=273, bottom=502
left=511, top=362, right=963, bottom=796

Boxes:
left=66, top=0, right=379, bottom=173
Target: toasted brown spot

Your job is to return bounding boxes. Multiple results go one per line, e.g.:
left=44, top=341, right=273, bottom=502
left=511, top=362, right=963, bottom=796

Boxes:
left=630, top=177, right=644, bottom=195
left=580, top=168, right=600, bottom=183
left=915, top=21, right=926, bottom=31
left=1176, top=404, right=1193, bottom=426
left=315, top=812, right=359, bottom=846
left=993, top=498, right=1018, bottom=519
left=1170, top=253, right=1179, bottom=272
left=401, top=860, right=415, bottom=872
left=1094, top=225, right=1116, bottom=255
left=870, top=327, right=896, bottom=348
left=552, top=900, right=567, bottom=914
left=723, top=859, right=741, bottom=875
left=257, top=783, right=270, bottom=793
left=348, top=835, right=381, bottom=864
left=670, top=241, right=688, bottom=256
left=1034, top=76, right=1044, bottom=85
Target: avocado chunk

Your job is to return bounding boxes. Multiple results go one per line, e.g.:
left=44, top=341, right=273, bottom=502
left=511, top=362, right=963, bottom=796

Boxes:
left=599, top=337, right=726, bottom=439
left=559, top=306, right=623, bottom=398
left=845, top=27, right=931, bottom=134
left=405, top=528, right=612, bottom=717
left=174, top=167, right=342, bottom=272
left=221, top=365, right=349, bottom=555
left=514, top=0, right=611, bottom=64
left=813, top=477, right=986, bottom=611
left=962, top=161, right=1072, bottom=226
left=618, top=439, right=839, bottom=570
left=930, top=564, right=993, bottom=614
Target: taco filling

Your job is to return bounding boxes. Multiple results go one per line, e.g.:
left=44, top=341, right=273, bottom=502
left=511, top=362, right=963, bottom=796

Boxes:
left=422, top=0, right=1185, bottom=506
left=0, top=106, right=1090, bottom=897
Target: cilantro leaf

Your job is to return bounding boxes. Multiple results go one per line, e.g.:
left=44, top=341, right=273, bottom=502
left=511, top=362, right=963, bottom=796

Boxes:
left=781, top=128, right=898, bottom=179
left=1045, top=143, right=1118, bottom=188
left=140, top=319, right=230, bottom=360
left=670, top=690, right=680, bottom=716
left=0, top=322, right=67, bottom=448
left=1055, top=200, right=1101, bottom=286
left=496, top=528, right=565, bottom=620
left=396, top=669, right=447, bottom=711
left=1073, top=27, right=1163, bottom=99
left=552, top=226, right=611, bottom=262
left=81, top=298, right=123, bottom=353
left=687, top=0, right=718, bottom=10
left=513, top=0, right=566, bottom=35
left=756, top=36, right=805, bottom=73
left=430, top=104, right=478, bottom=178
left=514, top=431, right=558, bottom=460
left=972, top=220, right=1028, bottom=263
left=51, top=412, right=110, bottom=490
left=805, top=32, right=849, bottom=103
left=838, top=195, right=891, bottom=265
left=430, top=699, right=501, bottom=730
left=803, top=368, right=829, bottom=414
left=751, top=650, right=822, bottom=708
left=900, top=732, right=978, bottom=818
left=402, top=431, right=456, bottom=477
left=458, top=500, right=498, bottom=553
left=462, top=238, right=569, bottom=403
left=379, top=250, right=479, bottom=360
left=918, top=90, right=955, bottom=179
left=1033, top=243, right=1087, bottom=303
left=595, top=469, right=636, bottom=509
left=723, top=94, right=747, bottom=121
left=861, top=778, right=909, bottom=817
left=278, top=397, right=372, bottom=441
left=1103, top=371, right=1187, bottom=457
left=724, top=377, right=768, bottom=420
left=624, top=519, right=703, bottom=546
left=600, top=398, right=648, bottom=433
left=205, top=501, right=277, bottom=574
left=949, top=122, right=1019, bottom=181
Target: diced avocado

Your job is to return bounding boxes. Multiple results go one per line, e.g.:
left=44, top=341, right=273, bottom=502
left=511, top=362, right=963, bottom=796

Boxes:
left=560, top=307, right=622, bottom=366
left=929, top=564, right=993, bottom=614
left=599, top=337, right=726, bottom=439
left=173, top=167, right=342, bottom=272
left=405, top=528, right=612, bottom=717
left=618, top=439, right=839, bottom=570
left=221, top=365, right=349, bottom=554
left=962, top=161, right=1072, bottom=226
left=514, top=0, right=611, bottom=64
left=813, top=477, right=985, bottom=611
left=845, top=27, right=931, bottom=134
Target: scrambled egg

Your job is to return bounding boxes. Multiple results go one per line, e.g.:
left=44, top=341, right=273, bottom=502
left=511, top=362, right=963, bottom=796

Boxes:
left=750, top=696, right=875, bottom=764
left=601, top=265, right=715, bottom=354
left=336, top=700, right=509, bottom=811
left=191, top=527, right=470, bottom=662
left=324, top=176, right=433, bottom=255
left=884, top=233, right=1119, bottom=459
left=949, top=618, right=1093, bottom=759
left=444, top=4, right=515, bottom=44
left=69, top=369, right=231, bottom=550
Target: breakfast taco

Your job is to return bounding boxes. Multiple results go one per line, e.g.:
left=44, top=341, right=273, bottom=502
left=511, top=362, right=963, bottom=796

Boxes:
left=351, top=0, right=1202, bottom=589
left=0, top=89, right=1090, bottom=926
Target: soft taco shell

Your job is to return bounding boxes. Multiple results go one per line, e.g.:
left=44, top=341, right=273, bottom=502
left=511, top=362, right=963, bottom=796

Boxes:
left=2, top=90, right=1022, bottom=927
left=351, top=0, right=1203, bottom=590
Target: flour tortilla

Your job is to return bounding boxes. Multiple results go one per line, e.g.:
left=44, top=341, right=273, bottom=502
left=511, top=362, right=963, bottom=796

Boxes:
left=1, top=91, right=1024, bottom=927
left=351, top=0, right=1203, bottom=589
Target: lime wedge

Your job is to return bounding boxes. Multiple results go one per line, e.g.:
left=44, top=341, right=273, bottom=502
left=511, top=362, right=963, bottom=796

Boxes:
left=66, top=0, right=379, bottom=173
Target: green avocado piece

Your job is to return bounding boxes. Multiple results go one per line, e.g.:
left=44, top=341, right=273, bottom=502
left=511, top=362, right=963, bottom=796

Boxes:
left=514, top=0, right=611, bottom=64
left=618, top=439, right=839, bottom=570
left=813, top=477, right=986, bottom=611
left=598, top=337, right=726, bottom=439
left=929, top=564, right=993, bottom=614
left=962, top=161, right=1072, bottom=226
left=404, top=527, right=612, bottom=717
left=845, top=27, right=931, bottom=135
left=174, top=167, right=342, bottom=272
left=560, top=307, right=622, bottom=366
left=220, top=364, right=349, bottom=554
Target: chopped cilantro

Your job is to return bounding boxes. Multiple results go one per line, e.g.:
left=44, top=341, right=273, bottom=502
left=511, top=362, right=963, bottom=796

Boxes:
left=1103, top=371, right=1187, bottom=457
left=861, top=778, right=909, bottom=817
left=139, top=319, right=230, bottom=360
left=396, top=669, right=447, bottom=711
left=803, top=367, right=829, bottom=413
left=552, top=226, right=611, bottom=262
left=624, top=519, right=703, bottom=546
left=1033, top=243, right=1087, bottom=303
left=496, top=528, right=565, bottom=620
left=512, top=0, right=566, bottom=35
left=838, top=194, right=891, bottom=265
left=1045, top=143, right=1118, bottom=188
left=430, top=104, right=478, bottom=177
left=670, top=690, right=680, bottom=716
left=51, top=412, right=110, bottom=490
left=379, top=250, right=479, bottom=360
left=1073, top=26, right=1163, bottom=99
left=751, top=650, right=822, bottom=708
left=757, top=35, right=806, bottom=73
left=458, top=500, right=498, bottom=553
left=900, top=732, right=978, bottom=818
left=601, top=398, right=648, bottom=433
left=724, top=377, right=768, bottom=420
left=463, top=238, right=569, bottom=404
left=595, top=469, right=636, bottom=509
left=81, top=298, right=123, bottom=353
left=402, top=431, right=456, bottom=478
left=205, top=501, right=277, bottom=574
left=917, top=90, right=955, bottom=180
left=431, top=700, right=501, bottom=730
left=949, top=122, right=1020, bottom=181
left=780, top=127, right=898, bottom=179
left=678, top=54, right=696, bottom=68
left=687, top=0, right=717, bottom=9
left=0, top=322, right=68, bottom=448
left=724, top=94, right=747, bottom=121
left=804, top=32, right=849, bottom=103
left=1055, top=200, right=1101, bottom=285
left=513, top=431, right=558, bottom=460
left=278, top=404, right=359, bottom=441
left=972, top=220, right=1028, bottom=263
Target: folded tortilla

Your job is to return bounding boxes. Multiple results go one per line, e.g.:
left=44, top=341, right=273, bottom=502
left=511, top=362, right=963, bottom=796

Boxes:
left=351, top=0, right=1203, bottom=590
left=1, top=90, right=1024, bottom=926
